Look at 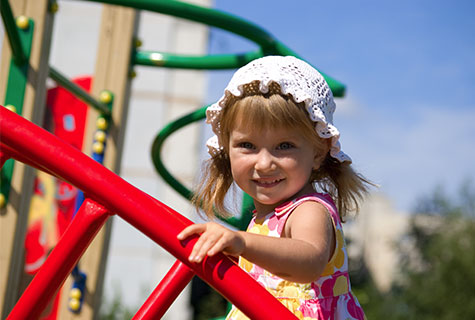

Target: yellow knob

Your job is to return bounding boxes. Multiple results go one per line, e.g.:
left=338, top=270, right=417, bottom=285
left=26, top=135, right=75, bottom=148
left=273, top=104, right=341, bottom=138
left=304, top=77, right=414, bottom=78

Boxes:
left=5, top=105, right=16, bottom=113
left=94, top=130, right=106, bottom=143
left=92, top=142, right=104, bottom=154
left=16, top=16, right=29, bottom=29
left=96, top=117, right=108, bottom=130
left=134, top=38, right=143, bottom=48
left=0, top=194, right=6, bottom=208
left=49, top=2, right=59, bottom=13
left=69, top=298, right=80, bottom=311
left=99, top=91, right=112, bottom=104
left=70, top=288, right=82, bottom=300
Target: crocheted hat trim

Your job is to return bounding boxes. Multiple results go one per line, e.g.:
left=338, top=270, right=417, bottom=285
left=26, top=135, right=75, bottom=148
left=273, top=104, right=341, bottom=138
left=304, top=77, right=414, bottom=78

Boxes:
left=205, top=56, right=351, bottom=163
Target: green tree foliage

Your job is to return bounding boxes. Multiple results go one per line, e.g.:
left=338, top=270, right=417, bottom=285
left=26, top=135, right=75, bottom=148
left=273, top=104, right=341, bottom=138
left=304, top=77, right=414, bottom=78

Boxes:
left=395, top=180, right=475, bottom=319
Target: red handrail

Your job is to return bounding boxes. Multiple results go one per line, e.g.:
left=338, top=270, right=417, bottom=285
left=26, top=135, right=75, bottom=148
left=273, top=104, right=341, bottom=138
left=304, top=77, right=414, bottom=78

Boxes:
left=0, top=107, right=297, bottom=319
left=133, top=260, right=194, bottom=319
left=9, top=198, right=111, bottom=319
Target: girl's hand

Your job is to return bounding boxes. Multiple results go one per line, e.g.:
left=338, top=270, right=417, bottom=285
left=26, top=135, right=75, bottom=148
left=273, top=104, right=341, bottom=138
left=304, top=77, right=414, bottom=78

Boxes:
left=177, top=222, right=245, bottom=263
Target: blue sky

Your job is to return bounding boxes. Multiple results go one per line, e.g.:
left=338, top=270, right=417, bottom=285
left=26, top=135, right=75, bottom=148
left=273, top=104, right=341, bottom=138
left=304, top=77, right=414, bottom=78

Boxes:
left=205, top=0, right=475, bottom=212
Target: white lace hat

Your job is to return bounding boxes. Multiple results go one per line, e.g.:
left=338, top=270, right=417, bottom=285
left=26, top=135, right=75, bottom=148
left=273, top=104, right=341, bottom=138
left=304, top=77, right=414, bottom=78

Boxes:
left=206, top=55, right=351, bottom=163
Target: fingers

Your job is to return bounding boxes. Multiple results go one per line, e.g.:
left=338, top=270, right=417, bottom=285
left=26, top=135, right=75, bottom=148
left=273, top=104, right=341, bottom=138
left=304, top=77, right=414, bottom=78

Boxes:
left=177, top=222, right=235, bottom=264
left=177, top=224, right=211, bottom=263
left=177, top=223, right=205, bottom=240
left=207, top=236, right=229, bottom=257
left=189, top=232, right=221, bottom=263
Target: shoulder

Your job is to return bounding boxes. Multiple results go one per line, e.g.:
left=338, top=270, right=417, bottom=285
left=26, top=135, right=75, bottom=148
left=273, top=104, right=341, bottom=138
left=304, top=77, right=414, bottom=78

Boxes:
left=284, top=199, right=333, bottom=238
left=281, top=193, right=337, bottom=219
left=281, top=193, right=337, bottom=212
left=287, top=200, right=331, bottom=225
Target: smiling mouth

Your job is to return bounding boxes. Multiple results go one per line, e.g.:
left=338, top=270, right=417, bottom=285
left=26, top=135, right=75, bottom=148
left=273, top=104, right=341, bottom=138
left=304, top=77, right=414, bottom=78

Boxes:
left=253, top=178, right=284, bottom=187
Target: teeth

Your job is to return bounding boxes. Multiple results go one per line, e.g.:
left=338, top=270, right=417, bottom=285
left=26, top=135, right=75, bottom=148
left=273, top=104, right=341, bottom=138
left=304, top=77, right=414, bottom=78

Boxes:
left=258, top=179, right=281, bottom=184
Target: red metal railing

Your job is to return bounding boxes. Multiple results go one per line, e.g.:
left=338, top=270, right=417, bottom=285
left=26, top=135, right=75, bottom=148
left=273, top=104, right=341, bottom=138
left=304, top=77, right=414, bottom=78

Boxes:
left=0, top=106, right=297, bottom=319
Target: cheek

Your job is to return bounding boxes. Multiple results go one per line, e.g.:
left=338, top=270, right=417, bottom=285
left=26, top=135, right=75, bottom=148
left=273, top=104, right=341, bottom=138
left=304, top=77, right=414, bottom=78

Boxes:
left=229, top=153, right=247, bottom=178
left=282, top=155, right=308, bottom=169
left=230, top=162, right=250, bottom=192
left=285, top=156, right=315, bottom=175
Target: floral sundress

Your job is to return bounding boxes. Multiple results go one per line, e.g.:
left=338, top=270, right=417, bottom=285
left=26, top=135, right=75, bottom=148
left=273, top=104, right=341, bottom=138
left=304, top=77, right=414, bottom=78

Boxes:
left=226, top=193, right=365, bottom=320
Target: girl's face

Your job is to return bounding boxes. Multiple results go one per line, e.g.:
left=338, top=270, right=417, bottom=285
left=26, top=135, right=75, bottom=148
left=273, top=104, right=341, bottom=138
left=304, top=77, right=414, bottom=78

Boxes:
left=228, top=123, right=319, bottom=216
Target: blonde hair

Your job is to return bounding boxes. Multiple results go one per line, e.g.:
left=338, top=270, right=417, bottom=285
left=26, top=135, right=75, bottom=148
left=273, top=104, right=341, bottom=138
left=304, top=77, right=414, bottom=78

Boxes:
left=193, top=93, right=371, bottom=221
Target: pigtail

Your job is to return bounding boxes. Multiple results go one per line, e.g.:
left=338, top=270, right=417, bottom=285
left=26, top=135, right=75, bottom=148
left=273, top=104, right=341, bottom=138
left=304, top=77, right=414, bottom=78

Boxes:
left=313, top=154, right=372, bottom=222
left=191, top=150, right=234, bottom=219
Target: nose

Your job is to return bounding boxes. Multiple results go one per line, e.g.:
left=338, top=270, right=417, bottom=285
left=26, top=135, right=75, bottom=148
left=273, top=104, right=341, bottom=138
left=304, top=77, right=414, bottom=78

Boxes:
left=255, top=149, right=276, bottom=172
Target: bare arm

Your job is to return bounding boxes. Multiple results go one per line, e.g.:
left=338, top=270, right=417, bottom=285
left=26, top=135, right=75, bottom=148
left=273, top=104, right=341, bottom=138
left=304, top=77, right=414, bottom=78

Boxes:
left=177, top=201, right=335, bottom=283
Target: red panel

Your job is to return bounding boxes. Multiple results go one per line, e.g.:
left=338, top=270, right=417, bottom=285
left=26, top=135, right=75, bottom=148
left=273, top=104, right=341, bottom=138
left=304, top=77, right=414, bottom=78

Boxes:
left=46, top=76, right=90, bottom=151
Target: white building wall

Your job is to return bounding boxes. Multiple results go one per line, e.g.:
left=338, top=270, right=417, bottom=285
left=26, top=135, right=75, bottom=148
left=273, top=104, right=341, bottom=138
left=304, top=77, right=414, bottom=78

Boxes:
left=113, top=5, right=211, bottom=318
left=345, top=193, right=409, bottom=292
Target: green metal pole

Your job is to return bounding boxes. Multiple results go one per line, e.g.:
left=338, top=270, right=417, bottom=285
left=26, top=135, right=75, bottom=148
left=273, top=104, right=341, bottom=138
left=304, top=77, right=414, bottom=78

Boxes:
left=150, top=106, right=253, bottom=229
left=49, top=67, right=112, bottom=117
left=84, top=0, right=277, bottom=49
left=1, top=14, right=34, bottom=208
left=0, top=0, right=27, bottom=65
left=134, top=50, right=263, bottom=70
left=151, top=106, right=207, bottom=201
left=106, top=0, right=345, bottom=96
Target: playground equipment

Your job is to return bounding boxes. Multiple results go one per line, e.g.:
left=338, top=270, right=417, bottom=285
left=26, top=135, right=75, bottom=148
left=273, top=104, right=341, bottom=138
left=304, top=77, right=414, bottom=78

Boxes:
left=0, top=0, right=345, bottom=319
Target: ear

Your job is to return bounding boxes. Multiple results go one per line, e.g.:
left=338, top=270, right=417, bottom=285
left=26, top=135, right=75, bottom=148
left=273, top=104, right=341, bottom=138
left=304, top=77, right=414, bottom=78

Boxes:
left=313, top=153, right=325, bottom=171
left=313, top=139, right=331, bottom=170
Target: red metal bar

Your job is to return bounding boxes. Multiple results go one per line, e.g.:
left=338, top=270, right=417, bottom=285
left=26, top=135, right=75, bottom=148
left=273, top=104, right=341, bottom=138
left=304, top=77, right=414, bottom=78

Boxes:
left=7, top=198, right=110, bottom=320
left=0, top=149, right=11, bottom=168
left=0, top=143, right=62, bottom=178
left=133, top=260, right=194, bottom=320
left=0, top=107, right=297, bottom=319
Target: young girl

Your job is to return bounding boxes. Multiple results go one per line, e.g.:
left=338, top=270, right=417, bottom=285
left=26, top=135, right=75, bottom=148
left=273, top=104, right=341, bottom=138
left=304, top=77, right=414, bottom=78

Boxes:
left=177, top=56, right=370, bottom=319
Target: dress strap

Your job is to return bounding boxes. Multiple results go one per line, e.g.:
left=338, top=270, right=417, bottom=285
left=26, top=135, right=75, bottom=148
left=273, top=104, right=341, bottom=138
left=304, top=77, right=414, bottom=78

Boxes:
left=275, top=193, right=340, bottom=223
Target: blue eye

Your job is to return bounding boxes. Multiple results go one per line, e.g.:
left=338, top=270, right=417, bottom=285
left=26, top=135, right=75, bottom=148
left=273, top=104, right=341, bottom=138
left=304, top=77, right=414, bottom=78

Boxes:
left=239, top=142, right=254, bottom=149
left=277, top=142, right=294, bottom=150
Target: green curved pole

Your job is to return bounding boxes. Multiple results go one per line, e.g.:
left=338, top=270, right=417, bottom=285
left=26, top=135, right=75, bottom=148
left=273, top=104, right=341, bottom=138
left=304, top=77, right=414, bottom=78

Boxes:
left=151, top=106, right=253, bottom=229
left=134, top=50, right=263, bottom=70
left=82, top=0, right=345, bottom=97
left=151, top=107, right=206, bottom=201
left=84, top=0, right=277, bottom=48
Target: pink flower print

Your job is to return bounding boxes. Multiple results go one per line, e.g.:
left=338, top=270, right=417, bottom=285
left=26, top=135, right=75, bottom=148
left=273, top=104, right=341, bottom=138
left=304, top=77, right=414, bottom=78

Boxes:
left=252, top=264, right=265, bottom=277
left=315, top=299, right=334, bottom=320
left=239, top=257, right=254, bottom=273
left=321, top=260, right=335, bottom=277
left=347, top=294, right=364, bottom=319
left=246, top=220, right=256, bottom=231
left=310, top=282, right=321, bottom=298
left=333, top=247, right=345, bottom=270
left=278, top=298, right=302, bottom=317
left=299, top=301, right=319, bottom=318
left=267, top=214, right=279, bottom=231
left=248, top=223, right=269, bottom=235
left=320, top=277, right=336, bottom=298
left=332, top=275, right=349, bottom=296
left=333, top=229, right=346, bottom=270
